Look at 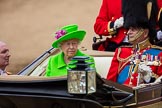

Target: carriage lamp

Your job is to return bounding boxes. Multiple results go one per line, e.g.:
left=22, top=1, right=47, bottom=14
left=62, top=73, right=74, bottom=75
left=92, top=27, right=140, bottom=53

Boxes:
left=67, top=56, right=96, bottom=94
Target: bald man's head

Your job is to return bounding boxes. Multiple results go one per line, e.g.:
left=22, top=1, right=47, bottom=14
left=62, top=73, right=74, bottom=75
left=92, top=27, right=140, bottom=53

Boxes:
left=0, top=41, right=10, bottom=70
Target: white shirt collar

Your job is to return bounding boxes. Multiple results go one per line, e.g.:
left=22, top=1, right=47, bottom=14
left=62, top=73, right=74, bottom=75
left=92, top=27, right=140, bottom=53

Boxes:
left=0, top=69, right=7, bottom=75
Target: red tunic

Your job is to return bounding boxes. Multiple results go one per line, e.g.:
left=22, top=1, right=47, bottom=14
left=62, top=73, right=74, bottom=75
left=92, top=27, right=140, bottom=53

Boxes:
left=157, top=0, right=162, bottom=10
left=107, top=47, right=132, bottom=82
left=94, top=0, right=127, bottom=44
left=107, top=46, right=162, bottom=87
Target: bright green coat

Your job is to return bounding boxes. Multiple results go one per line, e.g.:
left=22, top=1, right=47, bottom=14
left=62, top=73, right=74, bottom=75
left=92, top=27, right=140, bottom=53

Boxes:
left=45, top=50, right=95, bottom=77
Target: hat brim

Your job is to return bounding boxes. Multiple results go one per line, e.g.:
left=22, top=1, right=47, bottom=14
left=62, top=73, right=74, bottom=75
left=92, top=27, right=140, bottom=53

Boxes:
left=52, top=30, right=86, bottom=48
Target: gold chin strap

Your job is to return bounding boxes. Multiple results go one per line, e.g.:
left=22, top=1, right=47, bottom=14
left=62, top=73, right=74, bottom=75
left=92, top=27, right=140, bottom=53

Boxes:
left=147, top=2, right=152, bottom=20
left=128, top=29, right=144, bottom=43
left=158, top=8, right=162, bottom=21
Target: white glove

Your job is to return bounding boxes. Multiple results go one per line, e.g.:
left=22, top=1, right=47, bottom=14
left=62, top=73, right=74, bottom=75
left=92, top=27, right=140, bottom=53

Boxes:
left=154, top=76, right=162, bottom=83
left=157, top=30, right=162, bottom=40
left=113, top=17, right=124, bottom=30
left=138, top=63, right=152, bottom=83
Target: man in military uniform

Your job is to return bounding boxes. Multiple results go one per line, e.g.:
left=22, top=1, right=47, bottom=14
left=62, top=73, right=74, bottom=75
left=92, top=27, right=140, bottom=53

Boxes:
left=107, top=0, right=162, bottom=87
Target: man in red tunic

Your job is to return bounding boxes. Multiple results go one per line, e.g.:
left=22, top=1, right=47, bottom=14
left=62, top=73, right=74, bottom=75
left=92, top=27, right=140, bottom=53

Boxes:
left=94, top=0, right=129, bottom=51
left=94, top=0, right=162, bottom=51
left=107, top=0, right=162, bottom=87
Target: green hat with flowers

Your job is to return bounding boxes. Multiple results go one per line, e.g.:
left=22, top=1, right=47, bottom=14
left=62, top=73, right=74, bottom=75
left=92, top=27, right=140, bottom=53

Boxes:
left=52, top=24, right=86, bottom=48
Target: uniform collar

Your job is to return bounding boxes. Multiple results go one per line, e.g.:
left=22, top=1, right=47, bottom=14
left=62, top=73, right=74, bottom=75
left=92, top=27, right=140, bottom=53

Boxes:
left=133, top=38, right=151, bottom=51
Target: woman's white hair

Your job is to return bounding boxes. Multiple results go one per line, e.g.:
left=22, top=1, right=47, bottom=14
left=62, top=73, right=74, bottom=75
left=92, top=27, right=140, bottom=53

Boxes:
left=57, top=38, right=81, bottom=49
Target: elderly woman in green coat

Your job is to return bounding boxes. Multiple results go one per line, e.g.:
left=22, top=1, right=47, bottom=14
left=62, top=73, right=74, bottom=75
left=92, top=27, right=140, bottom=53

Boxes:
left=45, top=24, right=95, bottom=77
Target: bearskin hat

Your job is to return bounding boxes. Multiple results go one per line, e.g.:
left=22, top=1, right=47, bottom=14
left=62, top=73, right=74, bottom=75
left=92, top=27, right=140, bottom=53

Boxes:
left=122, top=0, right=158, bottom=44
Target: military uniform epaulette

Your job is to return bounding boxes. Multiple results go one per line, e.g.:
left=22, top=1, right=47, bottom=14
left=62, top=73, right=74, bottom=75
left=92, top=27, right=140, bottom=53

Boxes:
left=151, top=45, right=162, bottom=50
